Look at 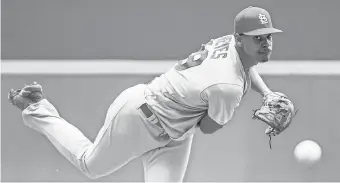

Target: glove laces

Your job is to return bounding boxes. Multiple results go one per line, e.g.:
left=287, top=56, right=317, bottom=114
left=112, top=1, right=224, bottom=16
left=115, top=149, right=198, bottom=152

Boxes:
left=267, top=109, right=299, bottom=150
left=268, top=129, right=274, bottom=149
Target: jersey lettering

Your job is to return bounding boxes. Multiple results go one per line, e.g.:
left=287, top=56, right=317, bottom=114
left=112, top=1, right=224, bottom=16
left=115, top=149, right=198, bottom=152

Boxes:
left=214, top=36, right=231, bottom=47
left=210, top=35, right=232, bottom=59
left=210, top=43, right=229, bottom=59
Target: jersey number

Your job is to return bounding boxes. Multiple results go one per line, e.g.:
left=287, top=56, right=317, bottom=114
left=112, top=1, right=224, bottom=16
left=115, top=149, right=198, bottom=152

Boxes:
left=175, top=49, right=209, bottom=71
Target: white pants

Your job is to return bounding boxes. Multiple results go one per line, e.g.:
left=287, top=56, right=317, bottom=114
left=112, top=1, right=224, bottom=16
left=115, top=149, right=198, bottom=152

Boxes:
left=21, top=84, right=194, bottom=182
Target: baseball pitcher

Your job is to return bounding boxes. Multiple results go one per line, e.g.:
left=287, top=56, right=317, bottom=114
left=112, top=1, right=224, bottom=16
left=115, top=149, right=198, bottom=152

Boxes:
left=8, top=6, right=297, bottom=182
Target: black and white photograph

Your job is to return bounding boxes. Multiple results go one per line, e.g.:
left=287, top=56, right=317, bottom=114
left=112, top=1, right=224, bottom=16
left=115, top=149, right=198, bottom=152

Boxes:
left=1, top=0, right=340, bottom=182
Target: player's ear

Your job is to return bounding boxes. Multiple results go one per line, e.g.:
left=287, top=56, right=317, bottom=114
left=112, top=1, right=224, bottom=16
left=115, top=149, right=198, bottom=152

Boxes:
left=234, top=33, right=243, bottom=47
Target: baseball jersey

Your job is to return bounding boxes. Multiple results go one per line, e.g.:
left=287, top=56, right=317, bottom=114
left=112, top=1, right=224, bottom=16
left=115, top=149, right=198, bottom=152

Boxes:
left=145, top=34, right=251, bottom=141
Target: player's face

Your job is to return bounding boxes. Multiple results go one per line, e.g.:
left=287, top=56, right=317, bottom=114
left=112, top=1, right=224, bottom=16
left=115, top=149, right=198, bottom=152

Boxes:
left=241, top=34, right=273, bottom=62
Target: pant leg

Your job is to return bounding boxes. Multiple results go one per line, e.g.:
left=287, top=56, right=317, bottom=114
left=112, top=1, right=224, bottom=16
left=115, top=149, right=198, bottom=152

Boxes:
left=21, top=84, right=171, bottom=179
left=141, top=134, right=194, bottom=183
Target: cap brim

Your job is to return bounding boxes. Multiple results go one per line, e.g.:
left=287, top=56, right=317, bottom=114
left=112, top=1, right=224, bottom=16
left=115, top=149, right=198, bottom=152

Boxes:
left=243, top=28, right=283, bottom=36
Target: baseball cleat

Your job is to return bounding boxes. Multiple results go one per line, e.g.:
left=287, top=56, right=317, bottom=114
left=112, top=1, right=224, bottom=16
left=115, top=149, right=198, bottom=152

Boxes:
left=8, top=82, right=44, bottom=111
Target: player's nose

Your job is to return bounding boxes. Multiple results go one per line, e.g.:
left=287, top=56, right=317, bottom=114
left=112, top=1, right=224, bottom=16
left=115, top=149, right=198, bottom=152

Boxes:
left=262, top=37, right=273, bottom=47
left=261, top=40, right=270, bottom=48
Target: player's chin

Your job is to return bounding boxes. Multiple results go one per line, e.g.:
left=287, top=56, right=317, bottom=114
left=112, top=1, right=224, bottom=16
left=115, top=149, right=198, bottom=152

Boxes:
left=259, top=58, right=270, bottom=63
left=258, top=53, right=271, bottom=63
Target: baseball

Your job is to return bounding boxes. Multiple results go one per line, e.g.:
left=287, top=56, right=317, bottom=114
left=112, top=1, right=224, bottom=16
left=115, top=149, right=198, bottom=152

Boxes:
left=294, top=140, right=322, bottom=165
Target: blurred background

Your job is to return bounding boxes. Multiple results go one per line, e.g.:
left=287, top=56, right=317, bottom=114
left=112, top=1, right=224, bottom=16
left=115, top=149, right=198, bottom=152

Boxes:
left=2, top=0, right=340, bottom=182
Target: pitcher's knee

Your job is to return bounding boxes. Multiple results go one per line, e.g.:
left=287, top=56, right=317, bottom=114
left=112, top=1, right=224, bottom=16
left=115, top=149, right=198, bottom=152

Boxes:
left=83, top=171, right=103, bottom=180
left=77, top=157, right=107, bottom=179
left=79, top=156, right=126, bottom=180
left=73, top=155, right=112, bottom=179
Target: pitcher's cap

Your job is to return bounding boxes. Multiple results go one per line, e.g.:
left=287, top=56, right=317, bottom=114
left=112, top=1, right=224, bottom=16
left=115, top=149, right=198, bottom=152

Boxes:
left=234, top=6, right=282, bottom=35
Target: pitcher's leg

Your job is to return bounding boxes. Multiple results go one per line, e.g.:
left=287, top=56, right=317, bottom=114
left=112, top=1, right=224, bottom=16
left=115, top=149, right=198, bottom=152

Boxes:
left=142, top=134, right=194, bottom=183
left=21, top=85, right=170, bottom=179
left=22, top=99, right=96, bottom=178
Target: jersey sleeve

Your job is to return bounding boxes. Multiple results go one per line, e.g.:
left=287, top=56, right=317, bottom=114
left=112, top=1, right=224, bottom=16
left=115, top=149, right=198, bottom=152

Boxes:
left=201, top=84, right=243, bottom=125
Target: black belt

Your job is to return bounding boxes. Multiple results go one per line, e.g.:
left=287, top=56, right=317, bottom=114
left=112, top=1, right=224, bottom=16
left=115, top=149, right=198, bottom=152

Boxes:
left=140, top=103, right=163, bottom=128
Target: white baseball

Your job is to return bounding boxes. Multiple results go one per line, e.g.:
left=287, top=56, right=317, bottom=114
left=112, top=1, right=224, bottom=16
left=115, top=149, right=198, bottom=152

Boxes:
left=294, top=140, right=322, bottom=165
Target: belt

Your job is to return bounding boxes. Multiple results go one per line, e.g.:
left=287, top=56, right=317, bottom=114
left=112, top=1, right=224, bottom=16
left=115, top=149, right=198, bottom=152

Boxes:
left=140, top=103, right=163, bottom=128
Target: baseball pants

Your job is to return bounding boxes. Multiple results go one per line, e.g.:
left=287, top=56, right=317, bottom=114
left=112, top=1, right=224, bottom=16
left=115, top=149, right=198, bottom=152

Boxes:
left=21, top=84, right=194, bottom=182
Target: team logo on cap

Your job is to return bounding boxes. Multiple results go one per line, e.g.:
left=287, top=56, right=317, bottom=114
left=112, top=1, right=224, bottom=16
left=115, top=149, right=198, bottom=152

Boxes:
left=258, top=14, right=268, bottom=24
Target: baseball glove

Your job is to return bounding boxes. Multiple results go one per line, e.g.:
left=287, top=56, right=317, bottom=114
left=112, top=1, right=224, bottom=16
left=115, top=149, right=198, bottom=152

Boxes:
left=252, top=92, right=298, bottom=149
